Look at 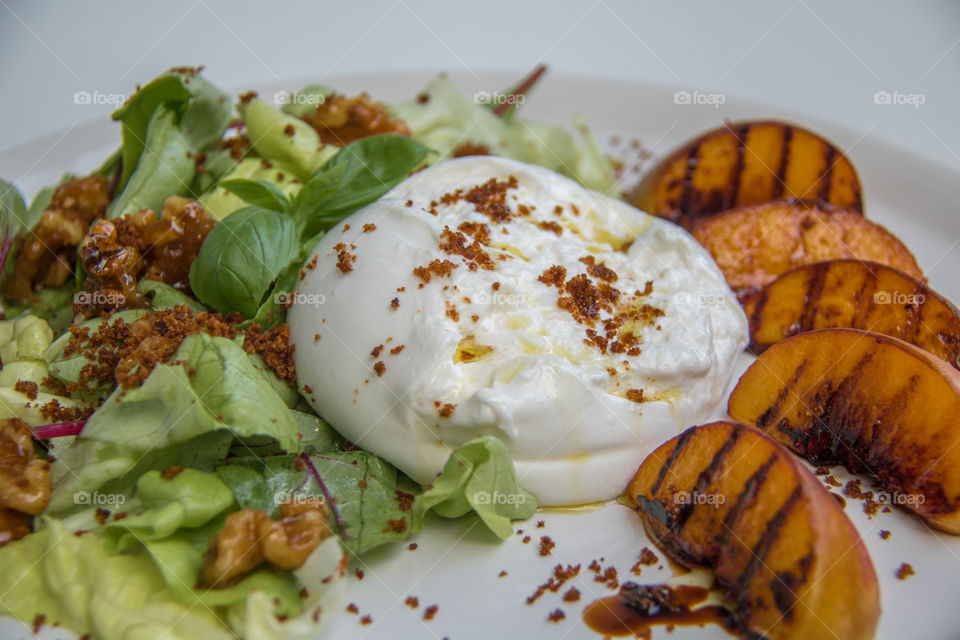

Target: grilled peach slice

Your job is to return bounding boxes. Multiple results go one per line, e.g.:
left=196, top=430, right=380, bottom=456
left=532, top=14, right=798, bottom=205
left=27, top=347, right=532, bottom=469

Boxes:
left=690, top=200, right=924, bottom=299
left=745, top=259, right=960, bottom=366
left=630, top=121, right=862, bottom=227
left=729, top=328, right=960, bottom=533
left=629, top=420, right=879, bottom=640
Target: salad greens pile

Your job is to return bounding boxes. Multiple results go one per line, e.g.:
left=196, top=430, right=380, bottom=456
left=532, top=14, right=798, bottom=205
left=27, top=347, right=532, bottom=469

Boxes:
left=0, top=65, right=612, bottom=640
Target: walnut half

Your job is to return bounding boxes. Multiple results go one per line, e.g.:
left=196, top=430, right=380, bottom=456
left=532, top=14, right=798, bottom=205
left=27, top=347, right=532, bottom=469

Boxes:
left=199, top=498, right=330, bottom=588
left=4, top=175, right=110, bottom=301
left=0, top=418, right=51, bottom=545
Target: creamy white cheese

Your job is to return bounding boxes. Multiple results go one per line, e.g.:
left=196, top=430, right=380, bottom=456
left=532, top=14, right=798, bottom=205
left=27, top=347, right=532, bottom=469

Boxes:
left=289, top=157, right=747, bottom=506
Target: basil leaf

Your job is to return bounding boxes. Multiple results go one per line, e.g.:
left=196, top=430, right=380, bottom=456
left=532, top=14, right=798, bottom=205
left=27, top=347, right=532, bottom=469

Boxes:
left=220, top=178, right=291, bottom=214
left=189, top=206, right=299, bottom=317
left=292, top=134, right=430, bottom=228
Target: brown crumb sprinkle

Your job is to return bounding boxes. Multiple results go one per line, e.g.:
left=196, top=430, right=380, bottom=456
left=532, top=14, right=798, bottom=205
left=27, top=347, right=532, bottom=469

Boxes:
left=413, top=258, right=458, bottom=284
left=538, top=536, right=555, bottom=556
left=536, top=221, right=563, bottom=236
left=370, top=344, right=384, bottom=358
left=423, top=605, right=438, bottom=621
left=382, top=517, right=407, bottom=533
left=333, top=242, right=357, bottom=274
left=160, top=465, right=184, bottom=480
left=360, top=614, right=372, bottom=625
left=355, top=568, right=364, bottom=580
left=389, top=345, right=405, bottom=355
left=547, top=608, right=565, bottom=622
left=536, top=520, right=545, bottom=528
left=438, top=403, right=456, bottom=418
left=895, top=563, right=914, bottom=580
left=13, top=380, right=38, bottom=400
left=638, top=547, right=658, bottom=565
left=408, top=543, right=418, bottom=551
left=527, top=564, right=580, bottom=604
left=390, top=297, right=400, bottom=310
left=374, top=361, right=386, bottom=377
left=346, top=603, right=358, bottom=614
left=626, top=389, right=646, bottom=403
left=405, top=596, right=419, bottom=608
left=60, top=305, right=296, bottom=392
left=362, top=223, right=377, bottom=232
left=452, top=142, right=491, bottom=157
left=880, top=530, right=891, bottom=540
left=562, top=587, right=581, bottom=602
left=498, top=570, right=508, bottom=577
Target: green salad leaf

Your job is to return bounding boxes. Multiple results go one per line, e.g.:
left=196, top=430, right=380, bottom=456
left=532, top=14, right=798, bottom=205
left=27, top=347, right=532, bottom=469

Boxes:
left=198, top=156, right=303, bottom=220
left=0, top=178, right=27, bottom=235
left=191, top=135, right=427, bottom=321
left=188, top=206, right=299, bottom=317
left=0, top=283, right=75, bottom=333
left=109, top=108, right=195, bottom=218
left=228, top=535, right=345, bottom=640
left=0, top=518, right=237, bottom=640
left=217, top=449, right=423, bottom=555
left=139, top=278, right=208, bottom=312
left=422, top=436, right=538, bottom=539
left=109, top=69, right=231, bottom=218
left=47, top=333, right=301, bottom=513
left=220, top=178, right=292, bottom=213
left=104, top=468, right=235, bottom=548
left=278, top=84, right=333, bottom=118
left=292, top=134, right=431, bottom=225
left=394, top=74, right=619, bottom=194
left=112, top=73, right=191, bottom=189
left=45, top=309, right=145, bottom=397
left=241, top=98, right=335, bottom=180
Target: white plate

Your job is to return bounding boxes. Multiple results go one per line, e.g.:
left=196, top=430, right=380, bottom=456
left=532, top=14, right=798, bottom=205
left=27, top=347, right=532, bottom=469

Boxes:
left=2, top=72, right=959, bottom=640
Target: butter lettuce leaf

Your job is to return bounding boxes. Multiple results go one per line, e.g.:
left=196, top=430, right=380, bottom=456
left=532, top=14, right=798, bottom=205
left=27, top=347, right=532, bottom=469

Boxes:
left=109, top=69, right=231, bottom=218
left=394, top=74, right=618, bottom=194
left=48, top=333, right=300, bottom=513
left=0, top=518, right=235, bottom=640
left=421, top=435, right=538, bottom=539
left=139, top=278, right=208, bottom=312
left=104, top=468, right=235, bottom=549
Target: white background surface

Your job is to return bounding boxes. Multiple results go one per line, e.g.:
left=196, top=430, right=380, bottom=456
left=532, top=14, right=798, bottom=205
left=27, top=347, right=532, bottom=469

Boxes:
left=1, top=0, right=959, bottom=168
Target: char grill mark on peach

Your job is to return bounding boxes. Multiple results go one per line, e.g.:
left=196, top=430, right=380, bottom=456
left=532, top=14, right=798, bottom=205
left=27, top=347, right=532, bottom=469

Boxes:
left=818, top=144, right=837, bottom=203
left=774, top=352, right=875, bottom=464
left=731, top=485, right=803, bottom=615
left=650, top=428, right=695, bottom=495
left=727, top=124, right=750, bottom=209
left=796, top=261, right=830, bottom=331
left=628, top=421, right=879, bottom=639
left=772, top=125, right=793, bottom=199
left=678, top=141, right=701, bottom=221
left=744, top=260, right=960, bottom=366
left=718, top=455, right=778, bottom=549
left=756, top=360, right=808, bottom=430
left=671, top=425, right=744, bottom=533
left=730, top=329, right=960, bottom=531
